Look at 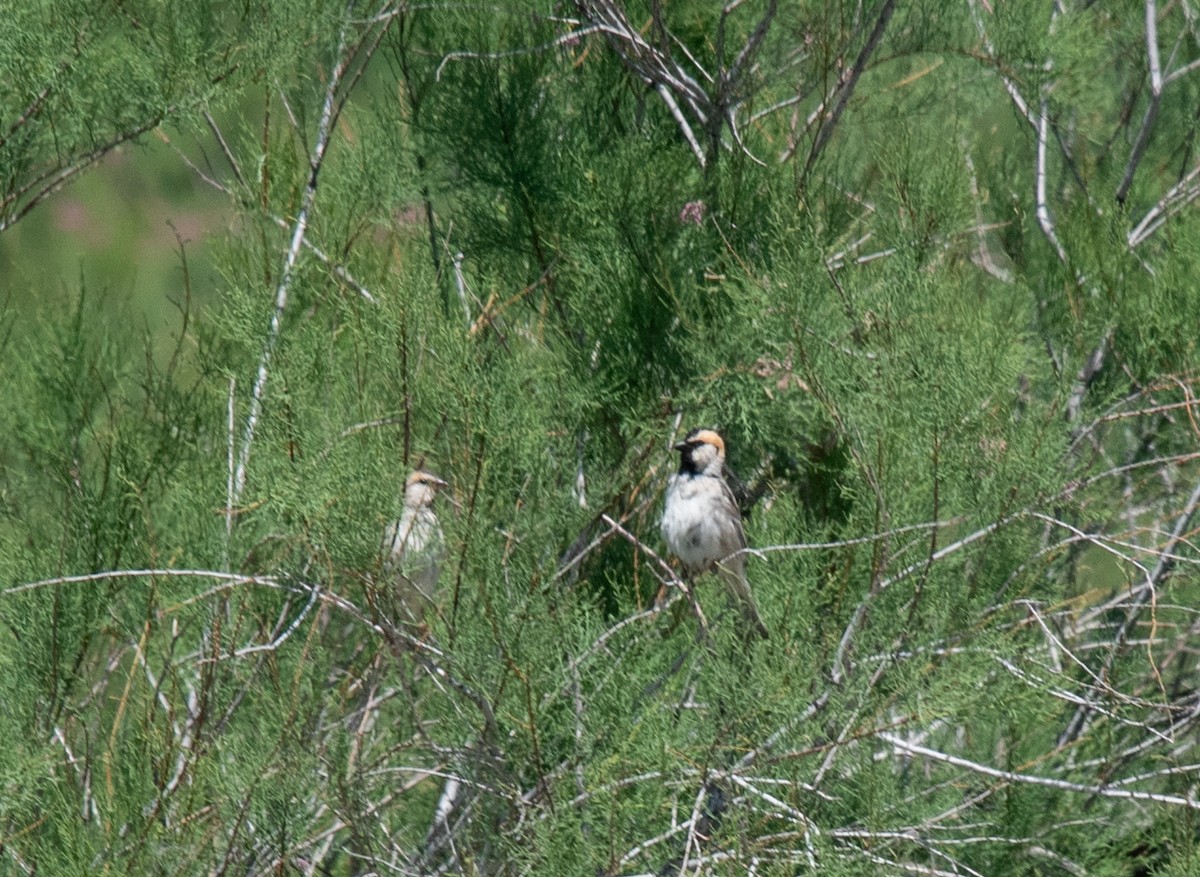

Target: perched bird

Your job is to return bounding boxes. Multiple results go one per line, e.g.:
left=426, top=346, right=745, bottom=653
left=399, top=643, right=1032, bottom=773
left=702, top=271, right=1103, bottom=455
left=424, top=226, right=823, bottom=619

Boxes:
left=661, top=429, right=769, bottom=640
left=381, top=470, right=447, bottom=623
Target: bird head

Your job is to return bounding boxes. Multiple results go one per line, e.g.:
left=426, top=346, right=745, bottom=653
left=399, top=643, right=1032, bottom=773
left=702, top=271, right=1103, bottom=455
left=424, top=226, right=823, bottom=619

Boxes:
left=674, top=428, right=727, bottom=477
left=404, top=470, right=447, bottom=509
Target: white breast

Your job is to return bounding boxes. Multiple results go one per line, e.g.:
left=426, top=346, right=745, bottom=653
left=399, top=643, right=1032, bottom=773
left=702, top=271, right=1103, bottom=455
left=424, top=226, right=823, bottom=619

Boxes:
left=382, top=507, right=443, bottom=598
left=660, top=473, right=728, bottom=572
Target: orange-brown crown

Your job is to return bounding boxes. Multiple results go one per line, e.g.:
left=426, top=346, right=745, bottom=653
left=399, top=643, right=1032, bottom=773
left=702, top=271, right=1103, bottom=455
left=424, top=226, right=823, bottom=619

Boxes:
left=674, top=429, right=727, bottom=476
left=405, top=470, right=447, bottom=489
left=676, top=428, right=725, bottom=456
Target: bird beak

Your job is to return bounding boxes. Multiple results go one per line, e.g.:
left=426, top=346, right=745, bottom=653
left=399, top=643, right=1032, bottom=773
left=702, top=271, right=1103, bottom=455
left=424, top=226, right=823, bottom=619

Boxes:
left=432, top=478, right=460, bottom=511
left=673, top=441, right=689, bottom=452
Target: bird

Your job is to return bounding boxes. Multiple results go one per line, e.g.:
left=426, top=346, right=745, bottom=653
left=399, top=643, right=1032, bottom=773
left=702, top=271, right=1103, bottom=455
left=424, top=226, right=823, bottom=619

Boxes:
left=381, top=470, right=447, bottom=624
left=660, top=429, right=769, bottom=640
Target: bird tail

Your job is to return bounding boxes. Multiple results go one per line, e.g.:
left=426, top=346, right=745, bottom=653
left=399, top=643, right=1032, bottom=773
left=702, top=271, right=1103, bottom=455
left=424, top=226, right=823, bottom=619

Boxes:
left=718, top=564, right=769, bottom=640
left=739, top=597, right=770, bottom=641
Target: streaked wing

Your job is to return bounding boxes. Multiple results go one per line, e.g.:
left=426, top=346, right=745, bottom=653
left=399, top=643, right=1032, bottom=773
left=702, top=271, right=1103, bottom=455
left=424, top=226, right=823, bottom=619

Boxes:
left=715, top=477, right=747, bottom=572
left=720, top=477, right=746, bottom=546
left=717, top=475, right=769, bottom=639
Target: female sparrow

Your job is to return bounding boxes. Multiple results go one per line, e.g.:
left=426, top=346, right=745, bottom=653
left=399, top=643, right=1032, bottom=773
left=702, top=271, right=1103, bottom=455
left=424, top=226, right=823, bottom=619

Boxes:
left=382, top=470, right=447, bottom=622
left=661, top=429, right=769, bottom=640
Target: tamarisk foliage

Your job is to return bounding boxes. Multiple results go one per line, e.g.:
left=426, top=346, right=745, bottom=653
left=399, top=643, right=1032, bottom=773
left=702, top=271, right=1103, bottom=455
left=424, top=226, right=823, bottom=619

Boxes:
left=3, top=1, right=1200, bottom=874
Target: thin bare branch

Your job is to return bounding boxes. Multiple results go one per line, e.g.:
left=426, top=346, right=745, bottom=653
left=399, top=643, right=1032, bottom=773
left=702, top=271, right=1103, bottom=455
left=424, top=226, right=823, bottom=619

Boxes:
left=1128, top=158, right=1200, bottom=246
left=1060, top=470, right=1200, bottom=744
left=802, top=0, right=897, bottom=180
left=1035, top=94, right=1069, bottom=264
left=233, top=21, right=355, bottom=504
left=1116, top=0, right=1165, bottom=203
left=435, top=24, right=605, bottom=80
left=881, top=732, right=1200, bottom=809
left=0, top=115, right=164, bottom=235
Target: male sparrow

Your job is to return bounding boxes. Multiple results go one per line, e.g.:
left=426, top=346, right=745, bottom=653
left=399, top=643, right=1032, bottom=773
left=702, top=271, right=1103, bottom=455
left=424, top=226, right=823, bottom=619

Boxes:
left=661, top=429, right=769, bottom=640
left=382, top=470, right=447, bottom=623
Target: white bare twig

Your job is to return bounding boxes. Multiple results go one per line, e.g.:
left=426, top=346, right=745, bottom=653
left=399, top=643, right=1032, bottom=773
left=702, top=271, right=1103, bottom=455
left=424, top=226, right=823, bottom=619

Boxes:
left=434, top=24, right=604, bottom=80
left=225, top=377, right=235, bottom=572
left=678, top=782, right=709, bottom=873
left=208, top=582, right=321, bottom=660
left=1115, top=0, right=1165, bottom=203
left=1035, top=94, right=1068, bottom=264
left=1060, top=470, right=1200, bottom=743
left=656, top=83, right=708, bottom=167
left=52, top=726, right=97, bottom=824
left=1128, top=159, right=1200, bottom=246
left=232, top=22, right=354, bottom=504
left=965, top=0, right=1037, bottom=128
left=599, top=513, right=710, bottom=636
left=452, top=251, right=471, bottom=328
left=831, top=515, right=1011, bottom=683
left=170, top=132, right=378, bottom=303
left=3, top=567, right=298, bottom=597
left=880, top=732, right=1200, bottom=809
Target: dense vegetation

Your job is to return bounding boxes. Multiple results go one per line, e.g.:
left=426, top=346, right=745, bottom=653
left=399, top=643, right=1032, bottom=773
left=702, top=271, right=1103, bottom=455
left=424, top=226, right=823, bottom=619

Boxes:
left=4, top=1, right=1200, bottom=874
